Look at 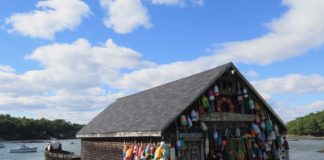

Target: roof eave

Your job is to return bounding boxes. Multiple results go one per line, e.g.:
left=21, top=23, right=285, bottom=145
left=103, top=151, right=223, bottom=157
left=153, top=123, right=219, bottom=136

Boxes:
left=76, top=130, right=162, bottom=138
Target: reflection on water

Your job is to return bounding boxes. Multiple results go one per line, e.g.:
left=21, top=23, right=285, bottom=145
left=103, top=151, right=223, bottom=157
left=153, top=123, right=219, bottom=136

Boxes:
left=0, top=139, right=323, bottom=160
left=0, top=139, right=80, bottom=160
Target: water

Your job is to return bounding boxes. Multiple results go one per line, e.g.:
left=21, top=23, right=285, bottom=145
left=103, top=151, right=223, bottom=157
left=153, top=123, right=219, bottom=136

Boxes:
left=0, top=139, right=80, bottom=160
left=0, top=139, right=323, bottom=160
left=289, top=139, right=324, bottom=160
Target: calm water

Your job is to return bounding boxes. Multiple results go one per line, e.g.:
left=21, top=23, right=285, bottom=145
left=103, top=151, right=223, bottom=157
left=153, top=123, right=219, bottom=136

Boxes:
left=0, top=139, right=80, bottom=160
left=289, top=139, right=324, bottom=160
left=0, top=139, right=323, bottom=160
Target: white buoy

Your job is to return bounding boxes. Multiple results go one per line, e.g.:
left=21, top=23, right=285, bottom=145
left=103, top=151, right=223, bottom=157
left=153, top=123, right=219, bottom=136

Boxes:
left=170, top=144, right=176, bottom=160
left=205, top=137, right=209, bottom=158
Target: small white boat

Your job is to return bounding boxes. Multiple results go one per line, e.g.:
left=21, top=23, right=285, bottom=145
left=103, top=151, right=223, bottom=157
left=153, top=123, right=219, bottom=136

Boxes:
left=8, top=144, right=37, bottom=153
left=70, top=142, right=77, bottom=144
left=0, top=143, right=5, bottom=148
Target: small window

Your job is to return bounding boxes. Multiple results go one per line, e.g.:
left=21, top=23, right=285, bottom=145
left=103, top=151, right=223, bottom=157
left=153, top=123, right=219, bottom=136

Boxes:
left=219, top=78, right=236, bottom=95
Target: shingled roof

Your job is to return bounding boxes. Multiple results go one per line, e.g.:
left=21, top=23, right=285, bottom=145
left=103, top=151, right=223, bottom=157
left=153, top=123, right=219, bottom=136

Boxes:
left=77, top=62, right=286, bottom=138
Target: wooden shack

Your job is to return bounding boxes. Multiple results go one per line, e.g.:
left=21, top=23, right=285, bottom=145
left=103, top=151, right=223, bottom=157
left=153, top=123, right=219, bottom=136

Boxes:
left=77, top=62, right=289, bottom=160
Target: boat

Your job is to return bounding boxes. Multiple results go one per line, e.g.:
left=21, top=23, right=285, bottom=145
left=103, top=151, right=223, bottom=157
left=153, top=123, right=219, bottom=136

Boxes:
left=0, top=143, right=5, bottom=148
left=45, top=140, right=80, bottom=160
left=70, top=141, right=77, bottom=144
left=8, top=144, right=37, bottom=153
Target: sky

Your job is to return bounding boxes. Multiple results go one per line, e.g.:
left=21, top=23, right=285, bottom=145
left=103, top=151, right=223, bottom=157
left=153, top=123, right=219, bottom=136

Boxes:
left=0, top=0, right=324, bottom=124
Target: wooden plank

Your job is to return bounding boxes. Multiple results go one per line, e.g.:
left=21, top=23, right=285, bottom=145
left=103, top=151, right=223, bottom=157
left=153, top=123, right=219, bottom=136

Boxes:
left=180, top=133, right=203, bottom=141
left=200, top=112, right=255, bottom=122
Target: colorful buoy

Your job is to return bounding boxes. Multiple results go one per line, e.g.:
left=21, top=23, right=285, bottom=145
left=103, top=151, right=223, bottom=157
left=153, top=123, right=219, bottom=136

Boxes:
left=209, top=89, right=215, bottom=101
left=180, top=115, right=187, bottom=127
left=187, top=116, right=192, bottom=128
left=205, top=137, right=209, bottom=158
left=248, top=98, right=255, bottom=110
left=202, top=96, right=211, bottom=112
left=201, top=121, right=208, bottom=132
left=243, top=88, right=248, bottom=98
left=214, top=85, right=220, bottom=97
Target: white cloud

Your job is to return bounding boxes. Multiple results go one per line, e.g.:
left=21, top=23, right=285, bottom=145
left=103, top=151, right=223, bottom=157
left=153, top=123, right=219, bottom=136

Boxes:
left=0, top=65, right=15, bottom=73
left=151, top=0, right=185, bottom=6
left=252, top=74, right=324, bottom=96
left=246, top=70, right=259, bottom=79
left=212, top=0, right=324, bottom=65
left=2, top=0, right=324, bottom=124
left=274, top=101, right=324, bottom=122
left=108, top=0, right=324, bottom=91
left=5, top=0, right=91, bottom=39
left=100, top=0, right=152, bottom=34
left=150, top=0, right=203, bottom=6
left=0, top=90, right=126, bottom=124
left=23, top=38, right=154, bottom=90
left=0, top=38, right=153, bottom=123
left=191, top=0, right=204, bottom=6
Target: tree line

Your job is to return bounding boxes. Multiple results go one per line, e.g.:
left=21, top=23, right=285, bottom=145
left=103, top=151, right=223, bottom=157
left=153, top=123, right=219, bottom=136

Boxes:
left=0, top=114, right=84, bottom=140
left=287, top=110, right=324, bottom=136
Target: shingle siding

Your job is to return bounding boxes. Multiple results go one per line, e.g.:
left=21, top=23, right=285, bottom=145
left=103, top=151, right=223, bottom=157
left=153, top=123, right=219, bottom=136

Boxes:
left=81, top=139, right=158, bottom=160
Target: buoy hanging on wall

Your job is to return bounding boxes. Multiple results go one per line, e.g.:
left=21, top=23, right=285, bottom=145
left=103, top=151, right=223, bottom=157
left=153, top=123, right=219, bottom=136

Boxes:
left=209, top=89, right=215, bottom=101
left=169, top=144, right=176, bottom=160
left=235, top=127, right=241, bottom=137
left=201, top=121, right=208, bottom=132
left=198, top=102, right=205, bottom=114
left=180, top=115, right=187, bottom=127
left=187, top=116, right=192, bottom=128
left=162, top=143, right=170, bottom=160
left=214, top=85, right=220, bottom=97
left=202, top=96, right=211, bottom=112
left=154, top=143, right=163, bottom=160
left=145, top=144, right=151, bottom=159
left=243, top=88, right=248, bottom=98
left=216, top=97, right=234, bottom=112
left=205, top=137, right=209, bottom=158
left=209, top=89, right=215, bottom=112
left=137, top=143, right=143, bottom=160
left=274, top=124, right=280, bottom=136
left=248, top=98, right=255, bottom=110
left=191, top=110, right=198, bottom=122
left=213, top=128, right=218, bottom=144
left=237, top=90, right=243, bottom=102
left=123, top=142, right=129, bottom=158
left=176, top=139, right=182, bottom=160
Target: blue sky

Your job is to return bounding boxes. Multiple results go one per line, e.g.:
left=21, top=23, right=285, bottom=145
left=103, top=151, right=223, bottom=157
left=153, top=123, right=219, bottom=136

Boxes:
left=0, top=0, right=323, bottom=123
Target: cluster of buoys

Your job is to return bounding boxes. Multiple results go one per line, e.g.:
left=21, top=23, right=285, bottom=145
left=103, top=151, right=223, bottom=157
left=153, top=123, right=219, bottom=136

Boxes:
left=240, top=110, right=289, bottom=160
left=175, top=82, right=289, bottom=159
left=123, top=142, right=176, bottom=160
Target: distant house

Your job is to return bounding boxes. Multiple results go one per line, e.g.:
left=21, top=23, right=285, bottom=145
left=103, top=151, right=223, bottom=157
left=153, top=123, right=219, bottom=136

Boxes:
left=77, top=62, right=288, bottom=160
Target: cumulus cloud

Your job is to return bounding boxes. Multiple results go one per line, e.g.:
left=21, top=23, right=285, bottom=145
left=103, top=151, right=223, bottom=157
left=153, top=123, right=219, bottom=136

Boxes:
left=191, top=0, right=204, bottom=6
left=213, top=0, right=324, bottom=65
left=100, top=0, right=152, bottom=34
left=107, top=0, right=324, bottom=91
left=246, top=70, right=259, bottom=79
left=150, top=0, right=203, bottom=6
left=0, top=65, right=15, bottom=73
left=151, top=0, right=185, bottom=6
left=274, top=101, right=324, bottom=122
left=0, top=38, right=153, bottom=123
left=2, top=0, right=324, bottom=123
left=5, top=0, right=91, bottom=39
left=252, top=74, right=324, bottom=96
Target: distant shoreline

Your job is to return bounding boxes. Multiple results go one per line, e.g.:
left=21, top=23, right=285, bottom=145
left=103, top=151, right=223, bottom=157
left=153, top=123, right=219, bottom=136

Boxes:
left=0, top=138, right=77, bottom=143
left=287, top=135, right=324, bottom=140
